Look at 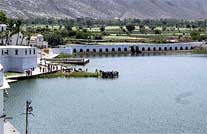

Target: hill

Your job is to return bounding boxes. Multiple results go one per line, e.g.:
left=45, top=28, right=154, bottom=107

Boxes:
left=0, top=0, right=207, bottom=19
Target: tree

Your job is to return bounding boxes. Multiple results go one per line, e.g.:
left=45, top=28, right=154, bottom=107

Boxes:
left=0, top=11, right=7, bottom=23
left=15, top=20, right=22, bottom=45
left=139, top=25, right=146, bottom=34
left=126, top=24, right=135, bottom=33
left=65, top=24, right=72, bottom=32
left=26, top=32, right=31, bottom=46
left=120, top=26, right=126, bottom=33
left=100, top=25, right=105, bottom=33
left=190, top=31, right=200, bottom=40
left=154, top=29, right=162, bottom=34
left=44, top=32, right=64, bottom=47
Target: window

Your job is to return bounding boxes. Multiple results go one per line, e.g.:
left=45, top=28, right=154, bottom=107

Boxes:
left=15, top=49, right=18, bottom=55
left=33, top=49, right=36, bottom=54
left=29, top=49, right=32, bottom=55
left=25, top=49, right=27, bottom=55
left=2, top=50, right=3, bottom=55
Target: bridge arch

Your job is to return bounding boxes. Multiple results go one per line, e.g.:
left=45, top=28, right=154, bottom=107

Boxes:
left=93, top=49, right=96, bottom=52
left=169, top=47, right=172, bottom=51
left=99, top=48, right=103, bottom=52
left=180, top=46, right=183, bottom=50
left=124, top=48, right=128, bottom=52
left=118, top=48, right=122, bottom=52
left=185, top=46, right=189, bottom=50
left=153, top=47, right=156, bottom=51
left=112, top=48, right=115, bottom=52
left=105, top=48, right=109, bottom=52
left=164, top=47, right=167, bottom=51
left=148, top=47, right=151, bottom=51
left=175, top=47, right=178, bottom=50
left=142, top=47, right=145, bottom=51
left=80, top=49, right=83, bottom=53
left=73, top=49, right=77, bottom=53
left=159, top=47, right=162, bottom=51
left=86, top=49, right=90, bottom=52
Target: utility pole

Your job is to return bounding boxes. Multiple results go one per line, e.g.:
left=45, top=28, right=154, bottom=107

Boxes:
left=25, top=100, right=33, bottom=134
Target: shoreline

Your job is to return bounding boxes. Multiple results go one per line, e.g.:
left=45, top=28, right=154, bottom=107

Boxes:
left=6, top=51, right=207, bottom=84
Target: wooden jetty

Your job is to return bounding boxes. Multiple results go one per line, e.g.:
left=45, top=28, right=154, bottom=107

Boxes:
left=101, top=71, right=119, bottom=79
left=45, top=58, right=90, bottom=65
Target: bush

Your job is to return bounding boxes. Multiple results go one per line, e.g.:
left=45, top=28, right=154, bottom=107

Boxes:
left=190, top=31, right=200, bottom=40
left=126, top=24, right=135, bottom=33
left=154, top=29, right=162, bottom=34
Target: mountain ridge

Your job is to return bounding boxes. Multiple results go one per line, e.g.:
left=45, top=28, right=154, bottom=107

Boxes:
left=0, top=0, right=207, bottom=20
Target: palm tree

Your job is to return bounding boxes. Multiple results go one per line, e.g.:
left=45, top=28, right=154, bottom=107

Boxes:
left=20, top=31, right=25, bottom=46
left=5, top=20, right=16, bottom=45
left=15, top=20, right=22, bottom=45
left=26, top=32, right=31, bottom=46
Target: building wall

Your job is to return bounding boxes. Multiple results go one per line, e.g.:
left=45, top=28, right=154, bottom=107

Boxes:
left=0, top=90, right=3, bottom=134
left=0, top=32, right=28, bottom=46
left=52, top=48, right=73, bottom=55
left=0, top=47, right=38, bottom=72
left=30, top=34, right=48, bottom=48
left=0, top=65, right=4, bottom=134
left=0, top=24, right=7, bottom=32
left=9, top=32, right=28, bottom=46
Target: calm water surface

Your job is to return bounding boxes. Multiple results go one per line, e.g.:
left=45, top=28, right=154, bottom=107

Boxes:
left=5, top=55, right=207, bottom=134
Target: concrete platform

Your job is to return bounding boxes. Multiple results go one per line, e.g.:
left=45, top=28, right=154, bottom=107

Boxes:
left=4, top=122, right=20, bottom=134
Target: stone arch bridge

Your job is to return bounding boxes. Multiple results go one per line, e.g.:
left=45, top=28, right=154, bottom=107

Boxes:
left=53, top=42, right=203, bottom=55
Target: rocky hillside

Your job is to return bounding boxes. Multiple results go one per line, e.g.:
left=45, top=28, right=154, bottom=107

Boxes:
left=0, top=0, right=207, bottom=19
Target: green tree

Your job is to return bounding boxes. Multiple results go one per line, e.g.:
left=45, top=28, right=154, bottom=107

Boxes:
left=190, top=31, right=200, bottom=40
left=126, top=24, right=135, bottom=33
left=44, top=32, right=64, bottom=47
left=154, top=29, right=162, bottom=34
left=15, top=20, right=22, bottom=45
left=0, top=11, right=7, bottom=23
left=100, top=25, right=105, bottom=33
left=139, top=25, right=146, bottom=34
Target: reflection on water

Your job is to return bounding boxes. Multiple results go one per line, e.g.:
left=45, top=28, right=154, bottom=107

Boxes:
left=5, top=54, right=207, bottom=134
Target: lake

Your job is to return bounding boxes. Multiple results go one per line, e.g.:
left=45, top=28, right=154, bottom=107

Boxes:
left=5, top=54, right=207, bottom=134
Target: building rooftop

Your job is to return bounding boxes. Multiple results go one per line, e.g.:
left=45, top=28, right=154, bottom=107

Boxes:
left=0, top=46, right=35, bottom=49
left=0, top=24, right=7, bottom=26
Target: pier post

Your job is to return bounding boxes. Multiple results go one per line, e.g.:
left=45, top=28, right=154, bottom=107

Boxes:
left=25, top=100, right=33, bottom=134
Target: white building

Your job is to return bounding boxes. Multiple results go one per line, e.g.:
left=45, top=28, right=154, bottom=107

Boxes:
left=0, top=32, right=29, bottom=46
left=30, top=34, right=48, bottom=49
left=0, top=46, right=38, bottom=72
left=8, top=32, right=28, bottom=46
left=0, top=24, right=7, bottom=32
